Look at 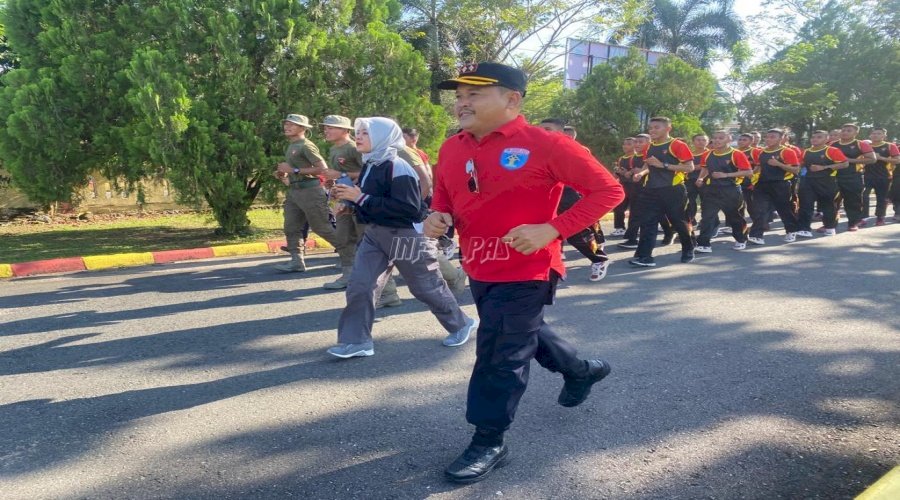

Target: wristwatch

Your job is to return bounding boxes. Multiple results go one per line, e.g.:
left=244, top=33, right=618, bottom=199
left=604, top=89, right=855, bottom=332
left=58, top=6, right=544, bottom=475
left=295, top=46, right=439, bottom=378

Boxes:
left=340, top=172, right=348, bottom=178
left=292, top=167, right=300, bottom=174
left=663, top=163, right=670, bottom=170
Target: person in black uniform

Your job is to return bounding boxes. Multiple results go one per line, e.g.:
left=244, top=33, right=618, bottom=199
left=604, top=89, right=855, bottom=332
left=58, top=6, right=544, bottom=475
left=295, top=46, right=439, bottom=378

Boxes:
left=539, top=118, right=611, bottom=282
left=831, top=123, right=876, bottom=231
left=629, top=117, right=696, bottom=267
left=686, top=133, right=709, bottom=227
left=747, top=129, right=801, bottom=244
left=612, top=137, right=636, bottom=236
left=693, top=131, right=752, bottom=253
left=796, top=130, right=849, bottom=237
left=619, top=134, right=674, bottom=249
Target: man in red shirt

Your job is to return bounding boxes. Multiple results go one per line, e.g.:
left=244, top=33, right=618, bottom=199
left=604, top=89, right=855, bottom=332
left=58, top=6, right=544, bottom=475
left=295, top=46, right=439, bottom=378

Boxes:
left=425, top=62, right=623, bottom=483
left=629, top=117, right=696, bottom=267
left=865, top=127, right=900, bottom=225
left=832, top=123, right=876, bottom=230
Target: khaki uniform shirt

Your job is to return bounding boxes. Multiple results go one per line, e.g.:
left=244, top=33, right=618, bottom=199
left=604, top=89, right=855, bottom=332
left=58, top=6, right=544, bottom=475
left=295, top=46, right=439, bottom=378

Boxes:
left=286, top=138, right=325, bottom=188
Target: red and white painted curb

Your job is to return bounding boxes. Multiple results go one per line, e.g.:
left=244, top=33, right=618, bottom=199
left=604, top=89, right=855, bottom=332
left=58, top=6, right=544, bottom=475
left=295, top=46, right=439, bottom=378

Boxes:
left=0, top=237, right=332, bottom=279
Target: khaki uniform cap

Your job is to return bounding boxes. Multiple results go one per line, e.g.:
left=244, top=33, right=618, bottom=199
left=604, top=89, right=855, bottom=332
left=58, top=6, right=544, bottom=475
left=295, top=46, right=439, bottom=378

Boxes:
left=283, top=114, right=312, bottom=128
left=321, top=115, right=354, bottom=130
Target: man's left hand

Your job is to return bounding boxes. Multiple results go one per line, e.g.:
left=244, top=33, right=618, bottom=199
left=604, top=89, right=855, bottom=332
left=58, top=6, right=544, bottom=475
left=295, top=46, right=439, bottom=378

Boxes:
left=502, top=223, right=561, bottom=255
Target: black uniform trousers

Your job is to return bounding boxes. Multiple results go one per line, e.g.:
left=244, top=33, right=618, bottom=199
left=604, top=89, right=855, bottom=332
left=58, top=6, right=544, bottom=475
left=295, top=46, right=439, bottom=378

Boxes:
left=798, top=176, right=838, bottom=230
left=863, top=176, right=890, bottom=219
left=635, top=184, right=693, bottom=259
left=466, top=271, right=587, bottom=433
left=623, top=186, right=673, bottom=244
left=613, top=183, right=633, bottom=230
left=836, top=173, right=864, bottom=225
left=567, top=223, right=608, bottom=263
left=685, top=178, right=701, bottom=226
left=741, top=183, right=754, bottom=218
left=749, top=181, right=799, bottom=237
left=697, top=186, right=747, bottom=246
left=891, top=177, right=900, bottom=216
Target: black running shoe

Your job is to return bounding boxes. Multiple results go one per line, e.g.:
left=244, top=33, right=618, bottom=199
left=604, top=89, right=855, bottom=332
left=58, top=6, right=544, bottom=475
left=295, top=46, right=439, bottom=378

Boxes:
left=628, top=257, right=656, bottom=267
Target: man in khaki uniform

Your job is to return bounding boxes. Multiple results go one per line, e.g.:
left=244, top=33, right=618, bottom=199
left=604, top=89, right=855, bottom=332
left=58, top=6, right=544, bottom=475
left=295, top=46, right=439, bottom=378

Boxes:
left=321, top=115, right=365, bottom=289
left=273, top=114, right=352, bottom=281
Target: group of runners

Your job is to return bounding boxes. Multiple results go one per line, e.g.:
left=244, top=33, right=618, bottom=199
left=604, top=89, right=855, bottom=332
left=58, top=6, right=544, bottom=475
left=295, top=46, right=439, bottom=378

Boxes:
left=268, top=60, right=897, bottom=484
left=610, top=122, right=899, bottom=266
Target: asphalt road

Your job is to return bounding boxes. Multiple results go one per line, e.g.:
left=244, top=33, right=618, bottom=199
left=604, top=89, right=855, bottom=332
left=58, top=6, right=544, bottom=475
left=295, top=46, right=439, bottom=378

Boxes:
left=1, top=222, right=898, bottom=499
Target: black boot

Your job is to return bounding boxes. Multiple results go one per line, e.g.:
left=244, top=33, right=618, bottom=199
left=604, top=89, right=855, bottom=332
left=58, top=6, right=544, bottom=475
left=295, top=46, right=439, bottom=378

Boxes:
left=445, top=429, right=509, bottom=484
left=558, top=359, right=612, bottom=407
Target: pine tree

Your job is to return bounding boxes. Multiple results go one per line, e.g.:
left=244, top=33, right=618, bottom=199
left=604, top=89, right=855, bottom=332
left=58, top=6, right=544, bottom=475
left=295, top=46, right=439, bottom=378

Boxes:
left=0, top=0, right=446, bottom=233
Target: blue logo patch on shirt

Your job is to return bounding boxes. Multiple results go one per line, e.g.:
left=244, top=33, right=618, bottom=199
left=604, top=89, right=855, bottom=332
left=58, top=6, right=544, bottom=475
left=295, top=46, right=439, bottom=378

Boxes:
left=500, top=148, right=530, bottom=170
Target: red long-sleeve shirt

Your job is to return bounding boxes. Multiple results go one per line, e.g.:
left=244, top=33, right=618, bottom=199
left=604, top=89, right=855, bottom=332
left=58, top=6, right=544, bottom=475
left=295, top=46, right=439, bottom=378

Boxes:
left=432, top=115, right=624, bottom=282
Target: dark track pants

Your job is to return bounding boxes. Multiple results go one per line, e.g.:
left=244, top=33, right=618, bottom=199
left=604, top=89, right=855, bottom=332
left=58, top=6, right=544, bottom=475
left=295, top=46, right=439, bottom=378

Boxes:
left=567, top=223, right=608, bottom=263
left=685, top=179, right=701, bottom=225
left=338, top=225, right=467, bottom=344
left=623, top=187, right=673, bottom=244
left=891, top=177, right=900, bottom=216
left=836, top=174, right=864, bottom=225
left=798, top=176, right=838, bottom=230
left=749, top=181, right=799, bottom=237
left=466, top=272, right=587, bottom=433
left=697, top=186, right=747, bottom=246
left=613, top=183, right=633, bottom=230
left=635, top=184, right=693, bottom=258
left=863, top=176, right=890, bottom=219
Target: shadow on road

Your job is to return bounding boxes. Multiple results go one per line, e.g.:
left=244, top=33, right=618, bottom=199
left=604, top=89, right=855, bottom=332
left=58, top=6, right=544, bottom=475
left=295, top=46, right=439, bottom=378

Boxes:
left=0, top=228, right=897, bottom=498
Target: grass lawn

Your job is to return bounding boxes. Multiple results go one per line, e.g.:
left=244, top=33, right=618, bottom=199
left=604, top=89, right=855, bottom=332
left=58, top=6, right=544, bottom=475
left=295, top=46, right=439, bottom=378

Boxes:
left=0, top=209, right=287, bottom=264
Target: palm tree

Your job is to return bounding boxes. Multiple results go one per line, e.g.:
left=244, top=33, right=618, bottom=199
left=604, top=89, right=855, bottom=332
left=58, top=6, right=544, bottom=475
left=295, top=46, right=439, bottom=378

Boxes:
left=613, top=0, right=744, bottom=68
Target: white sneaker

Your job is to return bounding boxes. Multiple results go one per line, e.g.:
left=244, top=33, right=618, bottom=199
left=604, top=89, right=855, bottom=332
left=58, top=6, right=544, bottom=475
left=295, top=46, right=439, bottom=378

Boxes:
left=589, top=261, right=608, bottom=281
left=732, top=241, right=747, bottom=250
left=695, top=246, right=712, bottom=253
left=784, top=232, right=797, bottom=243
left=443, top=317, right=479, bottom=347
left=610, top=228, right=626, bottom=237
left=823, top=228, right=836, bottom=236
left=748, top=237, right=765, bottom=245
left=796, top=230, right=814, bottom=238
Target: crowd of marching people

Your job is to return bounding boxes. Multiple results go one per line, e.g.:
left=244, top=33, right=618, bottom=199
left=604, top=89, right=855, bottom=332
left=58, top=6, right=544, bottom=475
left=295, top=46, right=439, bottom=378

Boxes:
left=609, top=122, right=899, bottom=266
left=267, top=60, right=897, bottom=484
left=273, top=112, right=900, bottom=289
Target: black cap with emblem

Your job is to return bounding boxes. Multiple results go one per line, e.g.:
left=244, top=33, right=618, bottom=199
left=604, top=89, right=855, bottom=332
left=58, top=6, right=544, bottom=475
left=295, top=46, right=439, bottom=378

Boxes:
left=437, top=62, right=528, bottom=97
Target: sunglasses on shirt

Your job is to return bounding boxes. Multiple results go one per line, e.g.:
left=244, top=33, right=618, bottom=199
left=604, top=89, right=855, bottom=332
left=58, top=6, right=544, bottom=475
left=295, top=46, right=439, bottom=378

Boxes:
left=466, top=159, right=479, bottom=193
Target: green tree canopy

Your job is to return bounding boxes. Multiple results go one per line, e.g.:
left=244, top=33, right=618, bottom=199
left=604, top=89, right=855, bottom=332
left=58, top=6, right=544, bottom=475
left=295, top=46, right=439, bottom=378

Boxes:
left=612, top=0, right=744, bottom=68
left=553, top=49, right=717, bottom=162
left=738, top=0, right=900, bottom=141
left=0, top=0, right=446, bottom=233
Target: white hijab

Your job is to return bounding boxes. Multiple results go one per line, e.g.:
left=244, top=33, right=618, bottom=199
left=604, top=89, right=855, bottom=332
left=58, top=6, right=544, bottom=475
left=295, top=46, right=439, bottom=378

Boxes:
left=355, top=117, right=406, bottom=165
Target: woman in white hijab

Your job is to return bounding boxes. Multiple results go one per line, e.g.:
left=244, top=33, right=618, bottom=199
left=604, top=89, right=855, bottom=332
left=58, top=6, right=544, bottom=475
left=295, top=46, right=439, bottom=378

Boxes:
left=328, top=117, right=478, bottom=358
